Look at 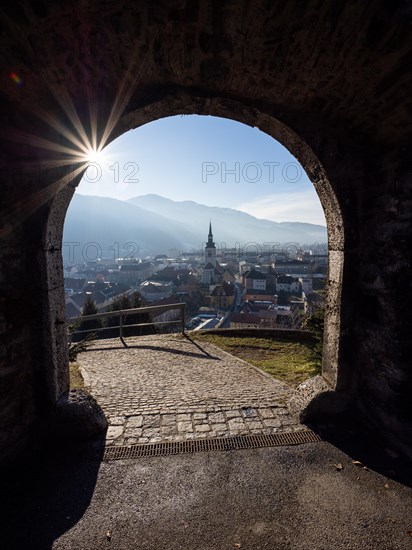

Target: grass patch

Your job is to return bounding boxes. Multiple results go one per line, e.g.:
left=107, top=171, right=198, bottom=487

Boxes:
left=190, top=333, right=321, bottom=387
left=69, top=362, right=85, bottom=390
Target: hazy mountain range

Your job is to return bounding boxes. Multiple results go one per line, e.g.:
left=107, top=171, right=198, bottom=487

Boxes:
left=63, top=193, right=327, bottom=263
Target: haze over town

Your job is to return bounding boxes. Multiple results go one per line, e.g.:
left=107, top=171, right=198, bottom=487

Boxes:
left=64, top=115, right=327, bottom=332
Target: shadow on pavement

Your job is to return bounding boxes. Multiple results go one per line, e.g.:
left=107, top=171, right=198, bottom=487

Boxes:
left=2, top=437, right=105, bottom=550
left=311, top=416, right=412, bottom=489
left=89, top=337, right=220, bottom=360
left=182, top=333, right=220, bottom=359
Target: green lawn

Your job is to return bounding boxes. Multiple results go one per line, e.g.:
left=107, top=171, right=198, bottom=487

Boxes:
left=190, top=333, right=321, bottom=387
left=69, top=362, right=85, bottom=390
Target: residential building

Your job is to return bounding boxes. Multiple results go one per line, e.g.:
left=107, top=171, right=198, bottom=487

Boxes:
left=116, top=262, right=154, bottom=285
left=139, top=280, right=174, bottom=301
left=276, top=275, right=301, bottom=294
left=243, top=269, right=267, bottom=291
left=222, top=269, right=236, bottom=283
left=210, top=282, right=235, bottom=309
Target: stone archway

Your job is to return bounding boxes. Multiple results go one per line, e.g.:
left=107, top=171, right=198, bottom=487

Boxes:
left=1, top=0, right=411, bottom=462
left=44, top=94, right=345, bottom=418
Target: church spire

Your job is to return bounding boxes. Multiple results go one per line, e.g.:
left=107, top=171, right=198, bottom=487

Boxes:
left=205, top=221, right=216, bottom=268
left=207, top=221, right=215, bottom=247
left=208, top=221, right=213, bottom=243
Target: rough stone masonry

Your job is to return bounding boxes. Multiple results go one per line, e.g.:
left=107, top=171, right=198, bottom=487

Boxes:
left=0, top=1, right=411, bottom=463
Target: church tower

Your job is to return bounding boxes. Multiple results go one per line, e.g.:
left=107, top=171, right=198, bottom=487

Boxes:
left=205, top=222, right=217, bottom=267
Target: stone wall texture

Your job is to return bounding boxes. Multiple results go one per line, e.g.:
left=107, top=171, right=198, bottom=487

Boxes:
left=0, top=1, right=411, bottom=461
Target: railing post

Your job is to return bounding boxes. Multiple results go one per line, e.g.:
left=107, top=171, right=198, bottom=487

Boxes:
left=181, top=304, right=185, bottom=334
left=119, top=312, right=123, bottom=339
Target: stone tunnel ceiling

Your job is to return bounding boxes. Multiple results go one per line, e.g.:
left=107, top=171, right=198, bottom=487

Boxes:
left=1, top=1, right=411, bottom=153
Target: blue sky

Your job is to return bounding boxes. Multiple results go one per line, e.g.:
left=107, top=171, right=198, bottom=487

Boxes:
left=77, top=115, right=326, bottom=226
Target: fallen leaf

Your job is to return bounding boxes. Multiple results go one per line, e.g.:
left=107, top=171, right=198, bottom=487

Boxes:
left=335, top=463, right=344, bottom=471
left=384, top=483, right=389, bottom=489
left=352, top=460, right=363, bottom=466
left=234, top=544, right=241, bottom=549
left=106, top=530, right=111, bottom=541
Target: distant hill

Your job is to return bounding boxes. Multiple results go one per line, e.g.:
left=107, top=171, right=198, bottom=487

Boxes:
left=62, top=194, right=199, bottom=263
left=62, top=193, right=327, bottom=263
left=128, top=194, right=327, bottom=247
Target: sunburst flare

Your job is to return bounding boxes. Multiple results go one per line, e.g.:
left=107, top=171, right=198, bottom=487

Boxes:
left=1, top=39, right=153, bottom=239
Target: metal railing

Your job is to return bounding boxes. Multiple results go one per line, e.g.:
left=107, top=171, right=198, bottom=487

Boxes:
left=68, top=302, right=186, bottom=341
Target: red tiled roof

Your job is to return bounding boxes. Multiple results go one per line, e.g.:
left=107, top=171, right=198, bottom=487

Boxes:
left=245, top=269, right=266, bottom=280
left=230, top=312, right=261, bottom=324
left=149, top=296, right=180, bottom=307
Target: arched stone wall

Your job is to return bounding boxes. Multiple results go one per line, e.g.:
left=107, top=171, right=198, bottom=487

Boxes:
left=45, top=95, right=345, bottom=404
left=1, top=0, right=411, bottom=461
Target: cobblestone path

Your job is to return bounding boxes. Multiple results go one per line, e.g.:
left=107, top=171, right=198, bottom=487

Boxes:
left=78, top=334, right=302, bottom=446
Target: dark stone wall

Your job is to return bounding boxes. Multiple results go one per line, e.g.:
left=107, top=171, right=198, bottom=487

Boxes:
left=0, top=0, right=411, bottom=460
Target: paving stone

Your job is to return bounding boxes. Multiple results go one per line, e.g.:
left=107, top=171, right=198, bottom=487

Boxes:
left=126, top=415, right=143, bottom=428
left=124, top=437, right=139, bottom=445
left=226, top=410, right=242, bottom=420
left=161, top=414, right=176, bottom=426
left=208, top=412, right=225, bottom=423
left=177, top=421, right=193, bottom=432
left=264, top=418, right=282, bottom=428
left=194, top=424, right=211, bottom=433
left=76, top=335, right=300, bottom=445
left=280, top=417, right=296, bottom=426
left=148, top=436, right=162, bottom=443
left=241, top=407, right=258, bottom=418
left=142, top=429, right=160, bottom=438
left=106, top=425, right=124, bottom=440
left=127, top=428, right=143, bottom=437
left=176, top=413, right=191, bottom=422
left=210, top=422, right=227, bottom=432
left=258, top=408, right=276, bottom=419
left=161, top=425, right=177, bottom=436
left=109, top=416, right=126, bottom=425
left=228, top=418, right=245, bottom=430
left=228, top=429, right=243, bottom=435
left=142, top=415, right=160, bottom=428
left=244, top=420, right=264, bottom=429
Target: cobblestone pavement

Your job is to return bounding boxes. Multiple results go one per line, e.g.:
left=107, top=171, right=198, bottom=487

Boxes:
left=78, top=334, right=302, bottom=446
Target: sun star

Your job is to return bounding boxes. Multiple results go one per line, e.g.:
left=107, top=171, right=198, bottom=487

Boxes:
left=85, top=147, right=105, bottom=164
